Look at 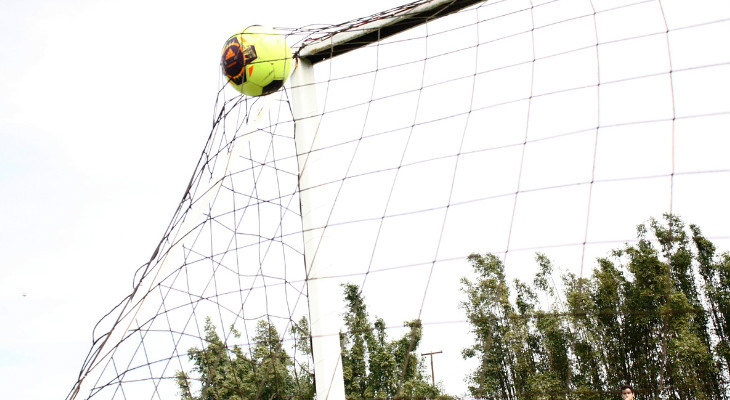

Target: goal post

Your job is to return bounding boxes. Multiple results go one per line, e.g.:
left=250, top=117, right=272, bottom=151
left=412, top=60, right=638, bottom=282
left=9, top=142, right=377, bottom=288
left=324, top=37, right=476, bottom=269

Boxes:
left=297, top=0, right=485, bottom=64
left=291, top=2, right=488, bottom=399
left=291, top=56, right=349, bottom=400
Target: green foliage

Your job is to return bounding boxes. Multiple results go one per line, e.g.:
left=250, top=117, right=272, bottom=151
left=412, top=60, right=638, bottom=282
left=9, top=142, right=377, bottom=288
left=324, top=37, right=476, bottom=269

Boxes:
left=461, top=214, right=730, bottom=400
left=177, top=285, right=445, bottom=400
left=460, top=253, right=516, bottom=399
left=291, top=317, right=315, bottom=400
left=340, top=283, right=442, bottom=400
left=175, top=317, right=313, bottom=400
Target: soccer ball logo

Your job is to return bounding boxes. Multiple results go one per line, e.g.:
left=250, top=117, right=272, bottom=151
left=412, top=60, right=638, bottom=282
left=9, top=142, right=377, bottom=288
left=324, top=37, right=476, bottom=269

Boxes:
left=222, top=37, right=258, bottom=86
left=221, top=26, right=292, bottom=97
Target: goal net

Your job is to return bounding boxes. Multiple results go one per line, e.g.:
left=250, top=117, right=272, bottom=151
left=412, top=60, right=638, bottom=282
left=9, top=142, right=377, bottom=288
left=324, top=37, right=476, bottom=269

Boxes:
left=67, top=0, right=730, bottom=399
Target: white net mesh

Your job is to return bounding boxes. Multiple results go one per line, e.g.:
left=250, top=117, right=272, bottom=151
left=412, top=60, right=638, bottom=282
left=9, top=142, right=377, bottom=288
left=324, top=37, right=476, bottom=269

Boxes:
left=68, top=0, right=730, bottom=399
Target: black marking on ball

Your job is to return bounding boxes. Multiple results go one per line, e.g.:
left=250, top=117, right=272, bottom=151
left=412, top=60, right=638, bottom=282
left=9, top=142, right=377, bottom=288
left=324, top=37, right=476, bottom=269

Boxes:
left=262, top=79, right=285, bottom=95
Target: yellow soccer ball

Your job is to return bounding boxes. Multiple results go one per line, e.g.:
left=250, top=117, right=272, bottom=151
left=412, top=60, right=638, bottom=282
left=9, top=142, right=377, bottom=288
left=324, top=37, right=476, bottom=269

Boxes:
left=221, top=26, right=293, bottom=97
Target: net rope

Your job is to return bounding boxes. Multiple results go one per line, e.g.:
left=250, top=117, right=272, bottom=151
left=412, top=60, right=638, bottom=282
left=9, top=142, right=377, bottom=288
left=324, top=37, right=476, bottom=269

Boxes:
left=67, top=0, right=730, bottom=399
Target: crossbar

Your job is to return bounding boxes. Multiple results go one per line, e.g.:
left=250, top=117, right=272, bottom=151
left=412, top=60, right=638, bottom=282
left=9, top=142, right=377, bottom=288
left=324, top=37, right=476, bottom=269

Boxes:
left=298, top=0, right=486, bottom=64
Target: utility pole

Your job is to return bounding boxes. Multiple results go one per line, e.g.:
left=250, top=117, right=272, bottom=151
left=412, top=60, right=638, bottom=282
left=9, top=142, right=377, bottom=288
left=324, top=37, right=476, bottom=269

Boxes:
left=421, top=350, right=443, bottom=387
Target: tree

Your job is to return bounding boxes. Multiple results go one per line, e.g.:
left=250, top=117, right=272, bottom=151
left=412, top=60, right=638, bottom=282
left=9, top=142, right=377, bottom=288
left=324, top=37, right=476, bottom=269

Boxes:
left=177, top=285, right=447, bottom=400
left=250, top=319, right=297, bottom=400
left=692, top=224, right=730, bottom=380
left=461, top=215, right=729, bottom=399
left=176, top=317, right=313, bottom=400
left=460, top=253, right=518, bottom=399
left=176, top=318, right=254, bottom=400
left=291, top=317, right=315, bottom=400
left=340, top=283, right=443, bottom=400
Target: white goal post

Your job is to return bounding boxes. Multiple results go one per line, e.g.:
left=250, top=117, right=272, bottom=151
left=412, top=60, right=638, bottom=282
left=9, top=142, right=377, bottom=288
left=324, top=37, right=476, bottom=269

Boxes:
left=297, top=0, right=485, bottom=64
left=292, top=2, right=488, bottom=399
